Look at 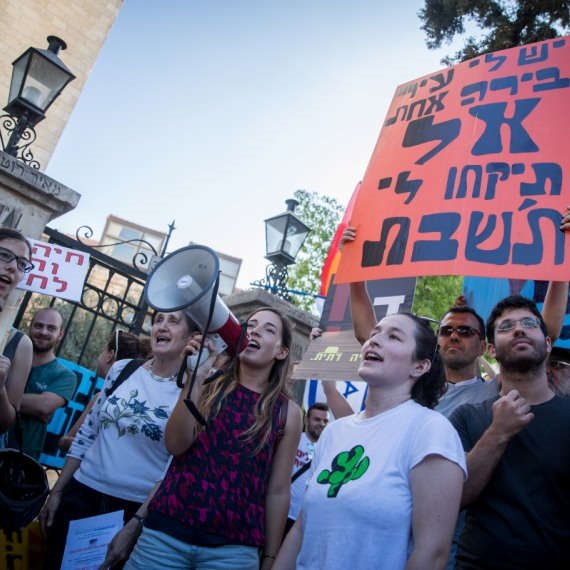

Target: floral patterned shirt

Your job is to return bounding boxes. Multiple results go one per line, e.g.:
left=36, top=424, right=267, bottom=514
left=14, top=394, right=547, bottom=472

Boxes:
left=68, top=359, right=180, bottom=502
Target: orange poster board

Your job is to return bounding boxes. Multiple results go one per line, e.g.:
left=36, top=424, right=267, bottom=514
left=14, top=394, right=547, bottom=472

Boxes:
left=336, top=37, right=570, bottom=284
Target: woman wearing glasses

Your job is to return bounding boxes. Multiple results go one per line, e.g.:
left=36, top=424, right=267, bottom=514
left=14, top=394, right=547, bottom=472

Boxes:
left=275, top=313, right=466, bottom=570
left=41, top=310, right=196, bottom=570
left=0, top=228, right=34, bottom=439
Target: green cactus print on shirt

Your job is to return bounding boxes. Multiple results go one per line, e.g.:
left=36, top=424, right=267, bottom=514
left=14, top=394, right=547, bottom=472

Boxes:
left=317, top=445, right=370, bottom=498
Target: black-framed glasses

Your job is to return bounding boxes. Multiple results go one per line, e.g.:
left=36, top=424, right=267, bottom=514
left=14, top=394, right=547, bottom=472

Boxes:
left=438, top=325, right=481, bottom=338
left=0, top=246, right=34, bottom=273
left=549, top=359, right=570, bottom=370
left=496, top=316, right=541, bottom=333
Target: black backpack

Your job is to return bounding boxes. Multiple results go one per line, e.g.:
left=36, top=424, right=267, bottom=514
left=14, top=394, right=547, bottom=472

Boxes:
left=0, top=447, right=49, bottom=532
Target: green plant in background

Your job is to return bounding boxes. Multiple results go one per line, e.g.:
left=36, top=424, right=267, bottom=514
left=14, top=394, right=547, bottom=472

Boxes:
left=317, top=444, right=370, bottom=498
left=419, top=0, right=570, bottom=65
left=287, top=189, right=344, bottom=313
left=412, top=275, right=464, bottom=322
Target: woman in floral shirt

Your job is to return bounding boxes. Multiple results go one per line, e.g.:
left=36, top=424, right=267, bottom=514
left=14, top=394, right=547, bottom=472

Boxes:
left=41, top=310, right=195, bottom=570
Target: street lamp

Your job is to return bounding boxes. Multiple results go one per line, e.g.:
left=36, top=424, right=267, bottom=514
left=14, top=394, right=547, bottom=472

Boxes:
left=0, top=36, right=75, bottom=168
left=254, top=198, right=311, bottom=299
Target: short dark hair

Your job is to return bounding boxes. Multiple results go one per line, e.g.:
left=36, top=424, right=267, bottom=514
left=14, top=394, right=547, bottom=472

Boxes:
left=307, top=402, right=329, bottom=416
left=31, top=307, right=64, bottom=330
left=442, top=306, right=485, bottom=337
left=0, top=227, right=32, bottom=258
left=486, top=295, right=547, bottom=343
left=106, top=330, right=151, bottom=361
left=402, top=313, right=446, bottom=409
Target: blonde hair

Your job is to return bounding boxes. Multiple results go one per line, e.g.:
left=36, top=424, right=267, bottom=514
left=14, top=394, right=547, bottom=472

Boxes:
left=197, top=308, right=292, bottom=452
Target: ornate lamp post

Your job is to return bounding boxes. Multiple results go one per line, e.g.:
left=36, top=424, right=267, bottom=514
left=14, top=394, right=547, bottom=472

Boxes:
left=0, top=36, right=75, bottom=168
left=254, top=198, right=311, bottom=299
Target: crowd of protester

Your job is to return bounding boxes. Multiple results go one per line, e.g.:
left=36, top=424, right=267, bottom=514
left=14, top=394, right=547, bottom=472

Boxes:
left=1, top=222, right=570, bottom=569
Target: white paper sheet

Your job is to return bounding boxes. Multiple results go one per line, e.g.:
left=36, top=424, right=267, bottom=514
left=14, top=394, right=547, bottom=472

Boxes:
left=61, top=510, right=124, bottom=570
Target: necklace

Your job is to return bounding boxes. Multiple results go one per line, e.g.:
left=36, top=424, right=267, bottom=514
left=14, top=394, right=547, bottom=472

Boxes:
left=145, top=360, right=177, bottom=382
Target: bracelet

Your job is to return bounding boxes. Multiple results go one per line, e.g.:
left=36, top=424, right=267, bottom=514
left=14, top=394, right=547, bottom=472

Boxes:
left=131, top=514, right=145, bottom=528
left=263, top=554, right=276, bottom=560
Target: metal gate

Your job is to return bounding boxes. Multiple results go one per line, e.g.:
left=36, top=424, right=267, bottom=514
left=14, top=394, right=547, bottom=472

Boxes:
left=13, top=226, right=152, bottom=371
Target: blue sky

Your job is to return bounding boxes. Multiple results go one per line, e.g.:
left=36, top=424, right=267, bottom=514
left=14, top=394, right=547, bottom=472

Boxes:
left=46, top=0, right=454, bottom=289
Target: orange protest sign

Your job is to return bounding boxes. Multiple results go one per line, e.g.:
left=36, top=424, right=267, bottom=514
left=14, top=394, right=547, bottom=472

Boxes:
left=336, top=37, right=570, bottom=284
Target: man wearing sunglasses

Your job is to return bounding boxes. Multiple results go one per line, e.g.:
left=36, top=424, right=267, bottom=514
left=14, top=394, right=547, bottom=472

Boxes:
left=450, top=295, right=570, bottom=569
left=434, top=306, right=499, bottom=417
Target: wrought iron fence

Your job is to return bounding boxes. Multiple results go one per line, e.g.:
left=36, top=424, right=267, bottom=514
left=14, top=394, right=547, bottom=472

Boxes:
left=14, top=226, right=152, bottom=371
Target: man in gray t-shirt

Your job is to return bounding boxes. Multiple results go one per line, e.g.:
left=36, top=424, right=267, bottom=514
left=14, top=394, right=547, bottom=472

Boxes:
left=435, top=305, right=498, bottom=419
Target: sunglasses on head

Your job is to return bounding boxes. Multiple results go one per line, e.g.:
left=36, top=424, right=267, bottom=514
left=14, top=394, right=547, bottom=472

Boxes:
left=114, top=329, right=122, bottom=356
left=438, top=325, right=481, bottom=338
left=549, top=359, right=570, bottom=370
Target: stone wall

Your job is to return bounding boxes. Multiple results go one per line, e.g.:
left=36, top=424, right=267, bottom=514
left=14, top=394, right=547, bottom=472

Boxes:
left=0, top=0, right=123, bottom=168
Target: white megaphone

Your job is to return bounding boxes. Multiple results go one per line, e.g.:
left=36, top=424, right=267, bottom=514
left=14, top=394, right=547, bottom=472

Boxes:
left=144, top=245, right=247, bottom=357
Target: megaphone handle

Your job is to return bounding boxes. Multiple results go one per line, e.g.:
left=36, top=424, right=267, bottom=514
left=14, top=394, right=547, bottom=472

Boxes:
left=179, top=272, right=221, bottom=428
left=176, top=357, right=188, bottom=389
left=177, top=359, right=208, bottom=427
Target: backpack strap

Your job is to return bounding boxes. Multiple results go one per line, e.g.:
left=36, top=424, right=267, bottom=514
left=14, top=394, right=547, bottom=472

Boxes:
left=3, top=330, right=24, bottom=361
left=291, top=459, right=312, bottom=483
left=104, top=359, right=145, bottom=398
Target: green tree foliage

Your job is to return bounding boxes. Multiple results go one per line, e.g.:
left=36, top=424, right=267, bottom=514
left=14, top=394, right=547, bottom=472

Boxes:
left=287, top=190, right=344, bottom=312
left=412, top=275, right=464, bottom=321
left=419, top=0, right=570, bottom=64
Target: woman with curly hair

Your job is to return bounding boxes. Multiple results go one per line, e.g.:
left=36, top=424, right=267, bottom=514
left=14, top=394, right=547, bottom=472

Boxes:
left=41, top=310, right=195, bottom=569
left=123, top=308, right=302, bottom=570
left=275, top=313, right=467, bottom=570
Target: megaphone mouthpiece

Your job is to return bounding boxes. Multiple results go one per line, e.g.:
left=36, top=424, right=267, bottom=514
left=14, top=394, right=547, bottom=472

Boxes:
left=145, top=244, right=248, bottom=356
left=176, top=275, right=195, bottom=290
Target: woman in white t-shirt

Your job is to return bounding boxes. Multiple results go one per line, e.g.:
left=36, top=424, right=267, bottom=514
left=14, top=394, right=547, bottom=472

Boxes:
left=40, top=310, right=196, bottom=570
left=275, top=313, right=467, bottom=570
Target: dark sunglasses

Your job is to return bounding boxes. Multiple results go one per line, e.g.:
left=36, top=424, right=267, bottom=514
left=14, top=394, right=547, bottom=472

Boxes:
left=438, top=325, right=481, bottom=338
left=0, top=246, right=34, bottom=273
left=549, top=359, right=570, bottom=370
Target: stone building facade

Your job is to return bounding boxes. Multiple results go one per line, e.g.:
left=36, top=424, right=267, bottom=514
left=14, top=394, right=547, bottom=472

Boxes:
left=0, top=0, right=123, bottom=167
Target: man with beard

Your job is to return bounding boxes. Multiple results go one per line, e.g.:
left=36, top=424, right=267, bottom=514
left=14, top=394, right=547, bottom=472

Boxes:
left=450, top=295, right=570, bottom=570
left=285, top=402, right=329, bottom=535
left=11, top=308, right=77, bottom=459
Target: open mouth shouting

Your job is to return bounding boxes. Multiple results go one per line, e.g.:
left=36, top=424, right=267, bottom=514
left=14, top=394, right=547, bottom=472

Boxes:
left=362, top=350, right=383, bottom=363
left=246, top=338, right=260, bottom=350
left=154, top=333, right=172, bottom=346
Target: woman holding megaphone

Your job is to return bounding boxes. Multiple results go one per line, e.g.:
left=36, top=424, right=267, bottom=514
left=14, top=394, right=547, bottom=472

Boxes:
left=41, top=310, right=197, bottom=570
left=122, top=308, right=302, bottom=570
